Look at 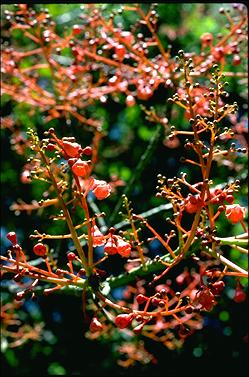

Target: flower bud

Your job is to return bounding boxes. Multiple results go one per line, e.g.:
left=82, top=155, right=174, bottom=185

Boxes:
left=15, top=291, right=26, bottom=301
left=201, top=32, right=213, bottom=47
left=136, top=294, right=148, bottom=304
left=133, top=322, right=145, bottom=335
left=67, top=252, right=76, bottom=261
left=115, top=44, right=126, bottom=61
left=6, top=232, right=17, bottom=245
left=72, top=24, right=82, bottom=35
left=33, top=243, right=47, bottom=257
left=126, top=95, right=136, bottom=107
left=90, top=317, right=103, bottom=332
left=115, top=313, right=133, bottom=329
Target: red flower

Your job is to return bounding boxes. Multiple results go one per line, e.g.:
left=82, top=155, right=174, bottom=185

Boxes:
left=62, top=140, right=81, bottom=158
left=72, top=159, right=90, bottom=177
left=92, top=179, right=112, bottom=200
left=197, top=287, right=215, bottom=311
left=91, top=225, right=105, bottom=247
left=103, top=235, right=131, bottom=257
left=225, top=204, right=246, bottom=224
left=210, top=188, right=227, bottom=205
left=115, top=236, right=131, bottom=258
left=104, top=237, right=118, bottom=255
left=184, top=194, right=203, bottom=214
left=210, top=281, right=225, bottom=296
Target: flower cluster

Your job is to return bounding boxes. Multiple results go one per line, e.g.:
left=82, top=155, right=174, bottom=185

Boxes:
left=1, top=3, right=248, bottom=367
left=92, top=225, right=131, bottom=258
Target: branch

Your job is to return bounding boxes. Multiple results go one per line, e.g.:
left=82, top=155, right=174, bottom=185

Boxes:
left=102, top=251, right=176, bottom=293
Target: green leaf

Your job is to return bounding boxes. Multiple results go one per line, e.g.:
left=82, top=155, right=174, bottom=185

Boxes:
left=219, top=311, right=230, bottom=322
left=138, top=126, right=155, bottom=141
left=47, top=362, right=66, bottom=375
left=4, top=349, right=19, bottom=367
